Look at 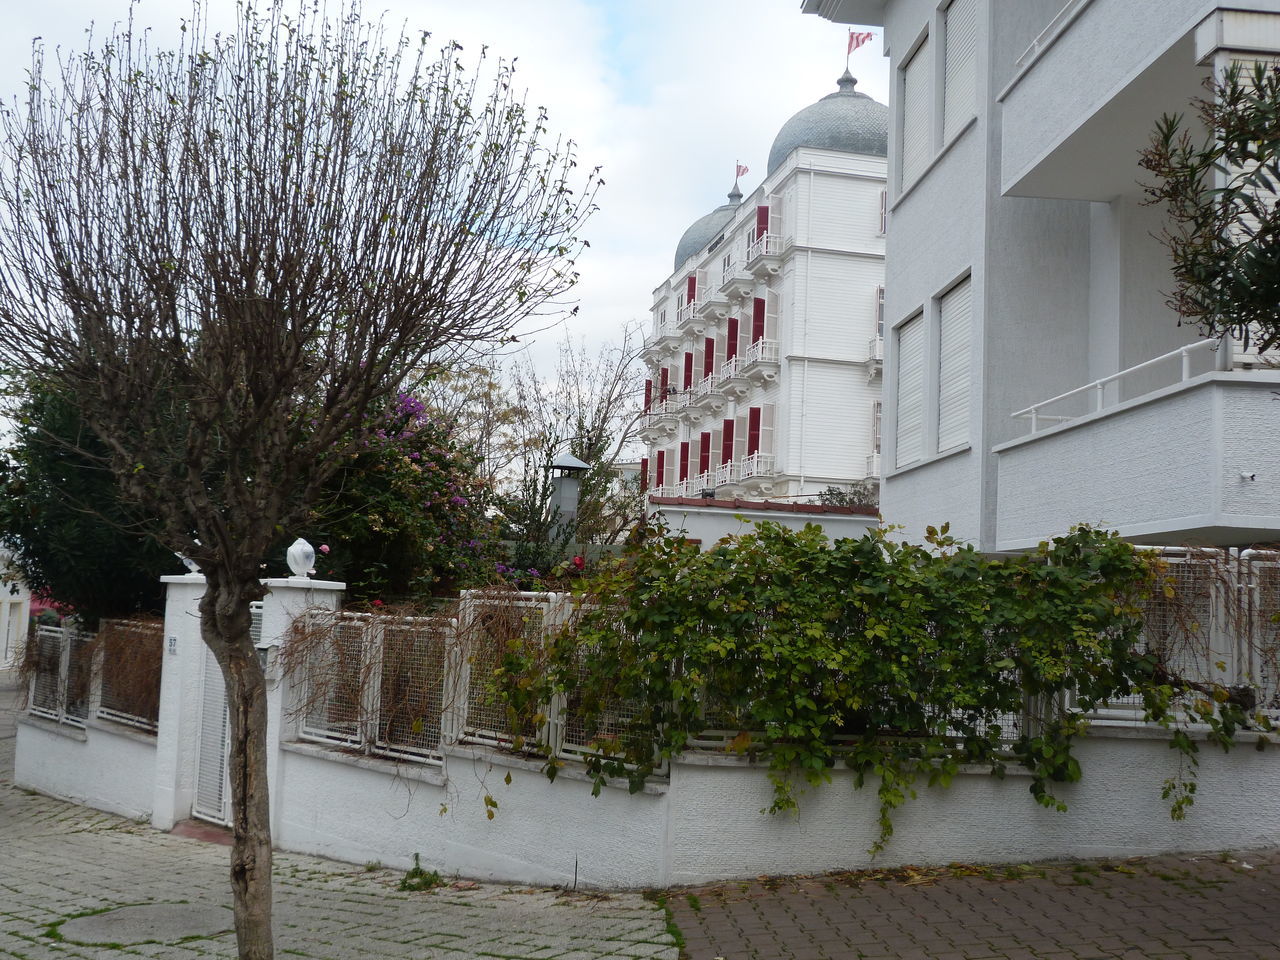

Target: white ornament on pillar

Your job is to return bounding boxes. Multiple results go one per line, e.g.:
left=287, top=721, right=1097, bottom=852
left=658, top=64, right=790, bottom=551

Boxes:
left=286, top=538, right=316, bottom=578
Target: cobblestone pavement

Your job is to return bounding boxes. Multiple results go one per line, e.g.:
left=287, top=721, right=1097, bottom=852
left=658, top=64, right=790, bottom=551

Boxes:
left=669, top=851, right=1280, bottom=960
left=0, top=673, right=677, bottom=960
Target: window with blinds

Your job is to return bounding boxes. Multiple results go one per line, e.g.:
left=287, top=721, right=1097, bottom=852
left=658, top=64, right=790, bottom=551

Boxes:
left=943, top=0, right=978, bottom=142
left=900, top=36, right=931, bottom=187
left=895, top=314, right=926, bottom=468
left=937, top=276, right=972, bottom=451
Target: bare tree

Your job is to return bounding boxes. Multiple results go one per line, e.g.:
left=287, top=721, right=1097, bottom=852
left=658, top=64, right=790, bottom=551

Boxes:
left=0, top=4, right=597, bottom=958
left=498, top=328, right=646, bottom=547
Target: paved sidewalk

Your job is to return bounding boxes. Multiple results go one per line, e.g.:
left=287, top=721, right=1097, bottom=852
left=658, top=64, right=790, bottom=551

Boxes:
left=0, top=673, right=676, bottom=960
left=669, top=853, right=1280, bottom=960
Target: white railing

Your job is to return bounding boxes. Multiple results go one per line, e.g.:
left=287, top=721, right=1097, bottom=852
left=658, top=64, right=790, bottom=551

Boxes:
left=715, top=461, right=739, bottom=486
left=739, top=452, right=776, bottom=480
left=747, top=233, right=784, bottom=262
left=719, top=356, right=741, bottom=381
left=866, top=453, right=881, bottom=477
left=719, top=259, right=747, bottom=289
left=694, top=374, right=720, bottom=398
left=1012, top=337, right=1232, bottom=434
left=741, top=338, right=780, bottom=367
left=677, top=302, right=698, bottom=327
left=867, top=335, right=884, bottom=362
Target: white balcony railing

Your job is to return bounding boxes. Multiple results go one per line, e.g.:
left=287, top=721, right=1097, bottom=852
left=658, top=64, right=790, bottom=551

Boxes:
left=1012, top=337, right=1234, bottom=435
left=739, top=452, right=776, bottom=480
left=694, top=374, right=720, bottom=398
left=719, top=356, right=741, bottom=381
left=676, top=301, right=698, bottom=327
left=867, top=335, right=884, bottom=362
left=746, top=233, right=784, bottom=262
left=866, top=452, right=881, bottom=477
left=714, top=461, right=739, bottom=486
left=741, top=338, right=780, bottom=368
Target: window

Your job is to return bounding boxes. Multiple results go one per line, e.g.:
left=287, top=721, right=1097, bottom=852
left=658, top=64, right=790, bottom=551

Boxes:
left=943, top=0, right=978, bottom=142
left=937, top=276, right=972, bottom=451
left=900, top=35, right=932, bottom=187
left=872, top=400, right=882, bottom=454
left=875, top=286, right=885, bottom=338
left=895, top=313, right=926, bottom=468
left=878, top=189, right=888, bottom=234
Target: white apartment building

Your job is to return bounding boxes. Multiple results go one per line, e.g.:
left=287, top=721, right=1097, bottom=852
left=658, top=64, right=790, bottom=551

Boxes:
left=805, top=0, right=1280, bottom=552
left=640, top=74, right=889, bottom=513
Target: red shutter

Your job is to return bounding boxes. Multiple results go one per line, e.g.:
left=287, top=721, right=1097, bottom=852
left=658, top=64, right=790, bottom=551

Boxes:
left=699, top=432, right=711, bottom=475
left=726, top=318, right=738, bottom=361
left=643, top=379, right=652, bottom=411
left=683, top=351, right=693, bottom=390
left=655, top=450, right=666, bottom=487
left=747, top=406, right=762, bottom=456
left=659, top=367, right=669, bottom=397
left=721, top=418, right=734, bottom=463
left=679, top=442, right=690, bottom=482
left=703, top=337, right=715, bottom=379
left=686, top=274, right=697, bottom=302
left=752, top=298, right=765, bottom=343
left=755, top=205, right=769, bottom=239
left=640, top=457, right=649, bottom=492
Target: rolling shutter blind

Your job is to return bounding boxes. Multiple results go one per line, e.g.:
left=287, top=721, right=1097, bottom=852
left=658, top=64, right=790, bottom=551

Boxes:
left=943, top=0, right=978, bottom=142
left=937, top=277, right=972, bottom=451
left=895, top=314, right=926, bottom=468
left=900, top=38, right=931, bottom=187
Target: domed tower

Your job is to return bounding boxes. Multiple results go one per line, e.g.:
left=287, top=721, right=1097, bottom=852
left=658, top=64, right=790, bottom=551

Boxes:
left=767, top=70, right=888, bottom=174
left=641, top=73, right=889, bottom=540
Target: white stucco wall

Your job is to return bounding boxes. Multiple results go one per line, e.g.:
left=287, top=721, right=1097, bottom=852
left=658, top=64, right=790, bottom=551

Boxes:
left=994, top=373, right=1280, bottom=548
left=15, top=719, right=157, bottom=821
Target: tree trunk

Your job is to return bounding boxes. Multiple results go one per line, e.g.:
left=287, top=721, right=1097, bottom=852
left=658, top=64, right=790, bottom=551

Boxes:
left=200, top=578, right=274, bottom=960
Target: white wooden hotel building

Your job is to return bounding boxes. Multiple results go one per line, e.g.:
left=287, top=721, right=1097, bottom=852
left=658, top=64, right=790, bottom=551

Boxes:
left=640, top=73, right=890, bottom=514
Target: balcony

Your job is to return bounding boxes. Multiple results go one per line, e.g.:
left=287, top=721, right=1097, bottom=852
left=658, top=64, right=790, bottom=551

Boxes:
left=689, top=375, right=726, bottom=415
left=999, top=3, right=1209, bottom=201
left=675, top=301, right=706, bottom=336
left=994, top=359, right=1280, bottom=551
left=865, top=453, right=881, bottom=478
left=866, top=335, right=883, bottom=381
left=718, top=259, right=755, bottom=301
left=714, top=460, right=739, bottom=488
left=642, top=321, right=682, bottom=361
left=737, top=453, right=777, bottom=495
left=718, top=357, right=751, bottom=400
left=637, top=401, right=677, bottom=443
left=696, top=287, right=730, bottom=322
left=745, top=233, right=786, bottom=278
left=739, top=338, right=780, bottom=384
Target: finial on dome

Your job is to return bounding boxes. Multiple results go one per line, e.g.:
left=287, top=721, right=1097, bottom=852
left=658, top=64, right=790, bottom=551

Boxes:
left=728, top=181, right=743, bottom=203
left=837, top=69, right=858, bottom=93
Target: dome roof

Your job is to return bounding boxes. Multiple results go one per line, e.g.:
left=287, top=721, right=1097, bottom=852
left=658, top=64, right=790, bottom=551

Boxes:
left=673, top=183, right=743, bottom=270
left=766, top=71, right=888, bottom=175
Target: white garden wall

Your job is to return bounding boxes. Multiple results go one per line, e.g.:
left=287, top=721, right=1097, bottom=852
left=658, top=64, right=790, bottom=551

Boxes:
left=14, top=572, right=1280, bottom=889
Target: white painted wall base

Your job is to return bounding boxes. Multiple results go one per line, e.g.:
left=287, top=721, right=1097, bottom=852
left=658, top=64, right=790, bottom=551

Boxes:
left=14, top=717, right=156, bottom=821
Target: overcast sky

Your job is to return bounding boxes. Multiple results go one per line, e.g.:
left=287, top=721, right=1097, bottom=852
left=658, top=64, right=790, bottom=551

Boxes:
left=0, top=0, right=888, bottom=367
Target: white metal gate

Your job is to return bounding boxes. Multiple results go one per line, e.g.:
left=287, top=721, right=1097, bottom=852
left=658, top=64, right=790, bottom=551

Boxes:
left=193, top=645, right=231, bottom=825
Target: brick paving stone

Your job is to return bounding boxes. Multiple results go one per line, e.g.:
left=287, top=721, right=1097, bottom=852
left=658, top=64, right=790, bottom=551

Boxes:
left=0, top=674, right=675, bottom=960
left=669, top=847, right=1280, bottom=960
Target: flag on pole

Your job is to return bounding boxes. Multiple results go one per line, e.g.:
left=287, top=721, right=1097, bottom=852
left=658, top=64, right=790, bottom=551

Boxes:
left=736, top=163, right=749, bottom=179
left=848, top=30, right=875, bottom=56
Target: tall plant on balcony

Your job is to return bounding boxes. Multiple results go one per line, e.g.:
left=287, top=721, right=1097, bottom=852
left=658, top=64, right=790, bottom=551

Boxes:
left=1142, top=61, right=1280, bottom=350
left=0, top=3, right=598, bottom=957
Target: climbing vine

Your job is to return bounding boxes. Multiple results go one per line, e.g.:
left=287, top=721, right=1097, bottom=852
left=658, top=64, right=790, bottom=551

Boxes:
left=498, top=522, right=1271, bottom=851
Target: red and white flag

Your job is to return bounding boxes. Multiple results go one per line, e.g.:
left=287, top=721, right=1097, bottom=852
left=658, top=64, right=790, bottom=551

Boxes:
left=848, top=30, right=875, bottom=55
left=735, top=163, right=749, bottom=179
